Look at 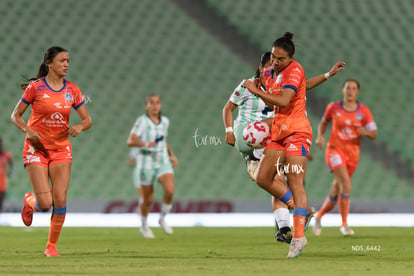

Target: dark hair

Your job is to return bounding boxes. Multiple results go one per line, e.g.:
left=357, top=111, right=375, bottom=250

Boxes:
left=343, top=79, right=360, bottom=89
left=254, top=52, right=272, bottom=78
left=272, top=32, right=295, bottom=57
left=145, top=94, right=161, bottom=105
left=21, top=46, right=67, bottom=90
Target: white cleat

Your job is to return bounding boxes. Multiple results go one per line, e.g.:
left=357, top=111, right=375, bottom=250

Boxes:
left=287, top=237, right=307, bottom=259
left=246, top=160, right=260, bottom=181
left=140, top=225, right=155, bottom=239
left=159, top=218, right=173, bottom=235
left=313, top=217, right=322, bottom=237
left=340, top=225, right=355, bottom=236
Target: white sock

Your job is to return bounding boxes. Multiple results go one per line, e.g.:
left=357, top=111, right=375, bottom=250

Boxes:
left=160, top=203, right=172, bottom=220
left=141, top=216, right=148, bottom=227
left=253, top=148, right=264, bottom=159
left=274, top=208, right=290, bottom=229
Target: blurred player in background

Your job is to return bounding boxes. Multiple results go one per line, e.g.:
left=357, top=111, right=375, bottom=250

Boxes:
left=313, top=79, right=377, bottom=236
left=11, top=46, right=92, bottom=257
left=223, top=52, right=345, bottom=244
left=127, top=94, right=178, bottom=239
left=0, top=137, right=14, bottom=213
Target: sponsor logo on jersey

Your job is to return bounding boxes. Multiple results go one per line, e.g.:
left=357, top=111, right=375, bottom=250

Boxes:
left=155, top=135, right=164, bottom=143
left=51, top=112, right=64, bottom=120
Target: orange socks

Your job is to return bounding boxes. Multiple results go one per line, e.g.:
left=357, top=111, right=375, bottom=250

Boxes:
left=292, top=208, right=307, bottom=238
left=46, top=206, right=66, bottom=249
left=338, top=193, right=350, bottom=226
left=279, top=190, right=295, bottom=210
left=316, top=194, right=337, bottom=220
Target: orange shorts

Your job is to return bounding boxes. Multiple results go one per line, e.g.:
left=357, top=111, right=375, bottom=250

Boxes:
left=325, top=147, right=358, bottom=177
left=266, top=133, right=312, bottom=157
left=22, top=141, right=72, bottom=168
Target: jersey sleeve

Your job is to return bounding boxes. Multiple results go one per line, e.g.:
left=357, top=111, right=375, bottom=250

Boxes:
left=323, top=102, right=335, bottom=121
left=363, top=106, right=377, bottom=131
left=130, top=117, right=145, bottom=137
left=229, top=80, right=248, bottom=106
left=21, top=82, right=36, bottom=105
left=72, top=85, right=86, bottom=110
left=281, top=66, right=304, bottom=92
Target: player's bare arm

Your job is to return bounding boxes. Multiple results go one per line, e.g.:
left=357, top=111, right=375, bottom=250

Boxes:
left=306, top=61, right=346, bottom=90
left=222, top=101, right=237, bottom=146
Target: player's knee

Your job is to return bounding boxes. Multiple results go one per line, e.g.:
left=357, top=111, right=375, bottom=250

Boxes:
left=142, top=198, right=153, bottom=208
left=38, top=201, right=53, bottom=212
left=256, top=174, right=271, bottom=189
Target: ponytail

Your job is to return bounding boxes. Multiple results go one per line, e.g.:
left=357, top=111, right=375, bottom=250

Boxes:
left=20, top=46, right=67, bottom=90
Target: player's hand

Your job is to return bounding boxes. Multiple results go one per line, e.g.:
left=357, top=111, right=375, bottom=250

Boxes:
left=225, top=132, right=236, bottom=146
left=68, top=124, right=83, bottom=137
left=146, top=142, right=157, bottom=147
left=253, top=78, right=261, bottom=89
left=328, top=61, right=346, bottom=77
left=307, top=152, right=314, bottom=161
left=170, top=155, right=178, bottom=168
left=356, top=127, right=368, bottom=136
left=315, top=136, right=325, bottom=149
left=243, top=80, right=259, bottom=95
left=25, top=127, right=41, bottom=142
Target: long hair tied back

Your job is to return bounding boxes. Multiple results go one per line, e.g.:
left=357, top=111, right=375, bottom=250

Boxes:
left=21, top=46, right=67, bottom=90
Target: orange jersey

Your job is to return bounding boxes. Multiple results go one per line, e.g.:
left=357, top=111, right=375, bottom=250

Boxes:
left=262, top=60, right=312, bottom=141
left=0, top=150, right=12, bottom=191
left=324, top=101, right=376, bottom=162
left=21, top=77, right=85, bottom=149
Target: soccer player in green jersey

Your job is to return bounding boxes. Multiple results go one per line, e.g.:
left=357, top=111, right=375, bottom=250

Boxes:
left=127, top=94, right=178, bottom=238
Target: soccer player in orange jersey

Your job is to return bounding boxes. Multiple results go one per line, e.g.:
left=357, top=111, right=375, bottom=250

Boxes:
left=313, top=79, right=377, bottom=237
left=11, top=46, right=92, bottom=257
left=0, top=137, right=14, bottom=214
left=244, top=32, right=312, bottom=258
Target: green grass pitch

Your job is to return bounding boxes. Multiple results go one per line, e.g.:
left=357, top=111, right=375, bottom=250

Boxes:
left=0, top=226, right=413, bottom=275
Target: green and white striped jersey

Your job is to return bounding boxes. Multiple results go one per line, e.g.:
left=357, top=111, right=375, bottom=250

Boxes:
left=129, top=114, right=170, bottom=169
left=229, top=76, right=274, bottom=129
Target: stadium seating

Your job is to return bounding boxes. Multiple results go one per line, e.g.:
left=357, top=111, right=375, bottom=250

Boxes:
left=1, top=0, right=412, bottom=208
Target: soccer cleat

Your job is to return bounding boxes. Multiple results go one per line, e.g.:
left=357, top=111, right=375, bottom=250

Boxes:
left=304, top=206, right=316, bottom=232
left=44, top=246, right=60, bottom=257
left=287, top=237, right=307, bottom=259
left=140, top=225, right=155, bottom=239
left=340, top=225, right=355, bottom=236
left=159, top=218, right=173, bottom=235
left=21, top=192, right=34, bottom=226
left=246, top=160, right=260, bottom=182
left=313, top=217, right=322, bottom=236
left=275, top=226, right=292, bottom=244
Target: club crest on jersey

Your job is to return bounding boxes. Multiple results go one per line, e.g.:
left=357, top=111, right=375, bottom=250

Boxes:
left=356, top=113, right=363, bottom=120
left=276, top=75, right=282, bottom=84
left=65, top=93, right=73, bottom=102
